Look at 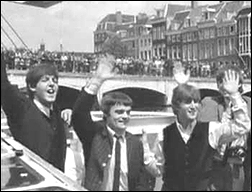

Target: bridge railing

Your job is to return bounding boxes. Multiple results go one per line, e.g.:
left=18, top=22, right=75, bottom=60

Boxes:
left=7, top=69, right=251, bottom=84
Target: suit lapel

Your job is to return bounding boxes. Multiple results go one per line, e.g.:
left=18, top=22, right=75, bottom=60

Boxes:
left=126, top=132, right=132, bottom=160
left=97, top=126, right=113, bottom=166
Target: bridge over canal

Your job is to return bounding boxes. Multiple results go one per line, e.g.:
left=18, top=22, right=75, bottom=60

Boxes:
left=7, top=70, right=251, bottom=111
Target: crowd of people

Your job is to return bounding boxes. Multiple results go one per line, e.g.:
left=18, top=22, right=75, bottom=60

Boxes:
left=1, top=48, right=96, bottom=73
left=2, top=48, right=251, bottom=79
left=1, top=51, right=251, bottom=191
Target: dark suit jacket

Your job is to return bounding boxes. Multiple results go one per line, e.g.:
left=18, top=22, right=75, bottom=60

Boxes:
left=1, top=57, right=66, bottom=171
left=72, top=89, right=151, bottom=191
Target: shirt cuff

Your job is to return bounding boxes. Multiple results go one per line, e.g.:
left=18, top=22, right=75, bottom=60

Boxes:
left=229, top=92, right=246, bottom=111
left=84, top=77, right=104, bottom=95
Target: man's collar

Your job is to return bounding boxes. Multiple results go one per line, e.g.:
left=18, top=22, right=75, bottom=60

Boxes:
left=106, top=125, right=126, bottom=141
left=33, top=99, right=52, bottom=117
left=175, top=117, right=197, bottom=134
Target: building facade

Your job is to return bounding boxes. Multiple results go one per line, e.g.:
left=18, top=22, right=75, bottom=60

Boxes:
left=166, top=1, right=250, bottom=77
left=93, top=1, right=251, bottom=78
left=236, top=5, right=251, bottom=77
left=135, top=13, right=153, bottom=60
left=166, top=10, right=190, bottom=62
left=93, top=11, right=134, bottom=54
left=151, top=4, right=189, bottom=59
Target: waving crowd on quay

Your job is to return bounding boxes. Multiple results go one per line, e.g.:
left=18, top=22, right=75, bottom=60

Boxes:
left=1, top=52, right=251, bottom=191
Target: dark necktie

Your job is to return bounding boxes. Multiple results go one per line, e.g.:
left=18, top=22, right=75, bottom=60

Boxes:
left=113, top=134, right=121, bottom=191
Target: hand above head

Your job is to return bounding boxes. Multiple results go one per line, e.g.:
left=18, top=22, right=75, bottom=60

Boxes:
left=85, top=54, right=116, bottom=94
left=223, top=70, right=240, bottom=96
left=173, top=62, right=190, bottom=84
left=95, top=54, right=116, bottom=81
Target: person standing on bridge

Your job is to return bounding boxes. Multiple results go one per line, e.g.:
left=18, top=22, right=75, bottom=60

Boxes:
left=71, top=54, right=154, bottom=191
left=197, top=64, right=251, bottom=191
left=1, top=53, right=72, bottom=172
left=142, top=65, right=250, bottom=191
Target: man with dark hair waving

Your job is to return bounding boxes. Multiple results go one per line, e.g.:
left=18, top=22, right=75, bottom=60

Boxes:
left=1, top=53, right=70, bottom=172
left=142, top=65, right=250, bottom=191
left=72, top=54, right=151, bottom=191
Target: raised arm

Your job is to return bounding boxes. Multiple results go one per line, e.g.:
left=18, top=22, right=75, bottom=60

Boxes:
left=1, top=53, right=28, bottom=125
left=173, top=61, right=190, bottom=85
left=209, top=70, right=251, bottom=149
left=72, top=54, right=115, bottom=138
left=71, top=54, right=115, bottom=163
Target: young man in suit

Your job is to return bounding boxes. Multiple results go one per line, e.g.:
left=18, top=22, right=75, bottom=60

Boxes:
left=1, top=53, right=70, bottom=172
left=142, top=67, right=250, bottom=191
left=72, top=54, right=152, bottom=191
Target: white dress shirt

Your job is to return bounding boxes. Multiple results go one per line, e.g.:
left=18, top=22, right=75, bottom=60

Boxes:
left=143, top=93, right=251, bottom=177
left=33, top=99, right=52, bottom=117
left=101, top=126, right=129, bottom=191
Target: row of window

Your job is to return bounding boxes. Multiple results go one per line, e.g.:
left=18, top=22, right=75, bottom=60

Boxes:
left=239, top=36, right=251, bottom=54
left=139, top=38, right=152, bottom=47
left=97, top=22, right=115, bottom=31
left=166, top=37, right=237, bottom=61
left=237, top=17, right=251, bottom=55
left=136, top=26, right=152, bottom=36
left=95, top=16, right=250, bottom=58
left=152, top=25, right=166, bottom=40
left=140, top=50, right=152, bottom=61
left=94, top=33, right=107, bottom=42
left=95, top=21, right=241, bottom=45
left=238, top=18, right=250, bottom=35
left=167, top=25, right=236, bottom=44
left=217, top=25, right=235, bottom=37
left=217, top=38, right=236, bottom=56
left=94, top=44, right=103, bottom=53
left=153, top=44, right=166, bottom=58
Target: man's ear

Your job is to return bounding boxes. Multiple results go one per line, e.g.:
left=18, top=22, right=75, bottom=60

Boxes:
left=28, top=84, right=36, bottom=92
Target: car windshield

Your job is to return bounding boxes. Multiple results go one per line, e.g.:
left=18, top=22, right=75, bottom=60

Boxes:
left=1, top=141, right=44, bottom=190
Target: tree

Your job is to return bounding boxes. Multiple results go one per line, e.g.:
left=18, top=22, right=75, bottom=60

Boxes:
left=102, top=35, right=127, bottom=58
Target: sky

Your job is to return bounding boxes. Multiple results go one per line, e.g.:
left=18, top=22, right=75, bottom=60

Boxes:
left=1, top=1, right=219, bottom=53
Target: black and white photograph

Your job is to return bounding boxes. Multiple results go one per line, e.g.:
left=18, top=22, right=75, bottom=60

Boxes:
left=1, top=1, right=251, bottom=191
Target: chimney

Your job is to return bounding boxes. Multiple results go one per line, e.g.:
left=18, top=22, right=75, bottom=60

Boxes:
left=116, top=11, right=122, bottom=25
left=191, top=1, right=198, bottom=9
